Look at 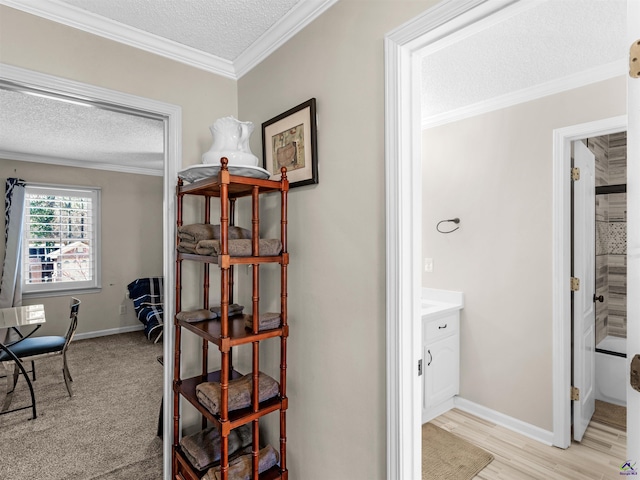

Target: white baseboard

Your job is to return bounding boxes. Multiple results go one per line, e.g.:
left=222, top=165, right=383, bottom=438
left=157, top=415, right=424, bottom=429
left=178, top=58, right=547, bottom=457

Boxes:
left=423, top=397, right=455, bottom=424
left=73, top=324, right=144, bottom=341
left=454, top=397, right=555, bottom=446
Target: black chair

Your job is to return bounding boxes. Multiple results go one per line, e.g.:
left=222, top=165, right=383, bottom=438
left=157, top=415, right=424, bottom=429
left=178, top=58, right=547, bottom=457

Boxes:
left=0, top=297, right=80, bottom=400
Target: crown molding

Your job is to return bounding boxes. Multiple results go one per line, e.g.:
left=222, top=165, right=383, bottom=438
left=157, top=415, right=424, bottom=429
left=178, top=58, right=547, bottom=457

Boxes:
left=234, top=0, right=339, bottom=78
left=0, top=0, right=234, bottom=78
left=421, top=59, right=627, bottom=129
left=0, top=0, right=338, bottom=80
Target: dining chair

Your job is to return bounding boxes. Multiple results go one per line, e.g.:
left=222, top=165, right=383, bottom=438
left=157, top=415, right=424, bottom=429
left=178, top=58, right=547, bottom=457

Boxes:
left=0, top=297, right=81, bottom=398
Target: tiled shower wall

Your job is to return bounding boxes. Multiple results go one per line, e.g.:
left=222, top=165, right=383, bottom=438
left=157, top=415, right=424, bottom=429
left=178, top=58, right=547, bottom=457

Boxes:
left=589, top=132, right=627, bottom=345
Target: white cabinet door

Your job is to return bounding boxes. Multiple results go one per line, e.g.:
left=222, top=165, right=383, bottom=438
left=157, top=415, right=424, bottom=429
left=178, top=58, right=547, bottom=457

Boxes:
left=424, top=334, right=459, bottom=409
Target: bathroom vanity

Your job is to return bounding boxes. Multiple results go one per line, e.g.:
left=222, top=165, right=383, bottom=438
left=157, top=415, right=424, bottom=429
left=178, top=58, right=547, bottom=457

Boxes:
left=422, top=288, right=464, bottom=423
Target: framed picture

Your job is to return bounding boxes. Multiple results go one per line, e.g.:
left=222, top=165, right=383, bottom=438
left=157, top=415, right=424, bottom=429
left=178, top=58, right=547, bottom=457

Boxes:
left=262, top=98, right=318, bottom=188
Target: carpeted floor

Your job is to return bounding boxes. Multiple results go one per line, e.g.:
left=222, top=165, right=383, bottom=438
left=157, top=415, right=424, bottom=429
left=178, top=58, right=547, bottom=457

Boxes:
left=593, top=399, right=626, bottom=431
left=422, top=422, right=493, bottom=480
left=0, top=332, right=163, bottom=480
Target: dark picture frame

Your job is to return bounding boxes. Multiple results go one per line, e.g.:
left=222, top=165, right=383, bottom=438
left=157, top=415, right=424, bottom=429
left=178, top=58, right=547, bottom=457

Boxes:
left=262, top=98, right=318, bottom=188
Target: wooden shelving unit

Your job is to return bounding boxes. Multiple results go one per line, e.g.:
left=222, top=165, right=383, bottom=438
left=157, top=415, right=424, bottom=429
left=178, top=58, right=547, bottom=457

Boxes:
left=172, top=159, right=289, bottom=480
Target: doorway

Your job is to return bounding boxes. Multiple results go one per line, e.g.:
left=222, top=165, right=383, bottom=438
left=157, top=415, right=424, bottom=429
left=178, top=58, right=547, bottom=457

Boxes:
left=552, top=115, right=627, bottom=448
left=571, top=128, right=628, bottom=443
left=385, top=1, right=638, bottom=478
left=0, top=63, right=180, bottom=479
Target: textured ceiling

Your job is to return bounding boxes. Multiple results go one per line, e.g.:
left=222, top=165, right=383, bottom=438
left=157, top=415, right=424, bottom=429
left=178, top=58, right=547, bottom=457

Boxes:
left=422, top=0, right=627, bottom=123
left=0, top=0, right=329, bottom=175
left=0, top=88, right=165, bottom=174
left=58, top=0, right=303, bottom=61
left=0, top=0, right=629, bottom=175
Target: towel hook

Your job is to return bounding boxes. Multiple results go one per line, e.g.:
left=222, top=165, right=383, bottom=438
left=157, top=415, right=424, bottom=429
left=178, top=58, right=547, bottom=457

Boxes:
left=436, top=217, right=460, bottom=234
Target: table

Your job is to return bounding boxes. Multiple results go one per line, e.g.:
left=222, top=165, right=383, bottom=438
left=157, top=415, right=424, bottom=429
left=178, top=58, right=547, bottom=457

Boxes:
left=0, top=304, right=46, bottom=419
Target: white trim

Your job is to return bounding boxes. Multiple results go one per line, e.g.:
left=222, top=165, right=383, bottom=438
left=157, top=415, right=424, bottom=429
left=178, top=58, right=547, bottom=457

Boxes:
left=73, top=323, right=144, bottom=341
left=0, top=150, right=163, bottom=176
left=454, top=397, right=555, bottom=446
left=423, top=396, right=555, bottom=445
left=422, top=397, right=456, bottom=424
left=551, top=115, right=627, bottom=449
left=234, top=0, right=339, bottom=78
left=0, top=0, right=337, bottom=79
left=414, top=0, right=545, bottom=58
left=626, top=0, right=640, bottom=457
left=22, top=183, right=101, bottom=295
left=422, top=60, right=627, bottom=129
left=0, top=0, right=236, bottom=78
left=384, top=1, right=518, bottom=478
left=0, top=63, right=180, bottom=480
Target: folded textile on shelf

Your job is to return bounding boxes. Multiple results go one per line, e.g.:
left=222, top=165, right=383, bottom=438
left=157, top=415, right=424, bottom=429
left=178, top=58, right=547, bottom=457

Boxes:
left=177, top=241, right=197, bottom=254
left=196, top=372, right=279, bottom=416
left=244, top=312, right=281, bottom=332
left=180, top=424, right=252, bottom=471
left=204, top=444, right=279, bottom=480
left=176, top=309, right=217, bottom=323
left=178, top=224, right=252, bottom=243
left=210, top=303, right=244, bottom=317
left=195, top=239, right=282, bottom=257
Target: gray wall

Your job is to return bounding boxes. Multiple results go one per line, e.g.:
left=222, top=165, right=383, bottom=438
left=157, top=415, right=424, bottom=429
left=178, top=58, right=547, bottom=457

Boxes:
left=238, top=1, right=437, bottom=478
left=0, top=159, right=163, bottom=336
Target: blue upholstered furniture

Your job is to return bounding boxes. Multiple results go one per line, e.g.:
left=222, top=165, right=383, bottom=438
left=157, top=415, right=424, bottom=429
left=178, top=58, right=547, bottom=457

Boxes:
left=127, top=277, right=163, bottom=343
left=0, top=297, right=80, bottom=400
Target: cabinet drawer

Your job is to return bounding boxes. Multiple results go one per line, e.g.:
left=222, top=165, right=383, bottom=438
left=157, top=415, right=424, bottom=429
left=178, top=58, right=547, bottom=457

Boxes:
left=424, top=313, right=459, bottom=343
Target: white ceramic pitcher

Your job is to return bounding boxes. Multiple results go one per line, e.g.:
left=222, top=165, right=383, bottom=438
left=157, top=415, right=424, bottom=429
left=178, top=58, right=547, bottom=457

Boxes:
left=202, top=116, right=259, bottom=167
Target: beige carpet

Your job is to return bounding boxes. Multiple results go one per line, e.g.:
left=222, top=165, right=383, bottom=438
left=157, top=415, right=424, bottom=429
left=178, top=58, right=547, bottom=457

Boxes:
left=593, top=399, right=626, bottom=431
left=422, top=422, right=493, bottom=480
left=0, top=332, right=163, bottom=480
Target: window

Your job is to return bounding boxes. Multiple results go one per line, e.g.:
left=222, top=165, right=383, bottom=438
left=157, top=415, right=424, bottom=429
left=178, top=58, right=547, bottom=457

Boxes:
left=22, top=184, right=101, bottom=296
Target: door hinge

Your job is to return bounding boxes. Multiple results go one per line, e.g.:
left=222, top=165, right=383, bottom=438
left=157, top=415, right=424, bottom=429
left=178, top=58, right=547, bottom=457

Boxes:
left=630, top=39, right=640, bottom=78
left=571, top=167, right=580, bottom=181
left=418, top=359, right=423, bottom=376
left=570, top=277, right=580, bottom=292
left=571, top=386, right=580, bottom=401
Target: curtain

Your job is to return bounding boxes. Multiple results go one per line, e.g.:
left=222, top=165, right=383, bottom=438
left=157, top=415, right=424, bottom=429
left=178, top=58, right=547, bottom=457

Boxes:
left=0, top=178, right=26, bottom=344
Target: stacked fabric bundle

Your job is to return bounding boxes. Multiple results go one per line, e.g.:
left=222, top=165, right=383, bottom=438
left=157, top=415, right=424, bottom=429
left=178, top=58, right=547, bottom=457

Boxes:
left=244, top=312, right=281, bottom=332
left=126, top=277, right=164, bottom=342
left=196, top=372, right=280, bottom=416
left=180, top=424, right=252, bottom=472
left=177, top=223, right=282, bottom=257
left=175, top=304, right=244, bottom=324
left=203, top=445, right=279, bottom=480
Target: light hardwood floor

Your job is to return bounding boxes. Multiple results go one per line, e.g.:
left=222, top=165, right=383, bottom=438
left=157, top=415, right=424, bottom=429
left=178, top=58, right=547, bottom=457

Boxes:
left=430, top=408, right=627, bottom=480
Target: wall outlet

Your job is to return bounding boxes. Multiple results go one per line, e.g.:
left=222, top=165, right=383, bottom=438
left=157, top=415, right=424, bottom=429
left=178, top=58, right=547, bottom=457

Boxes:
left=424, top=258, right=433, bottom=273
left=119, top=305, right=127, bottom=315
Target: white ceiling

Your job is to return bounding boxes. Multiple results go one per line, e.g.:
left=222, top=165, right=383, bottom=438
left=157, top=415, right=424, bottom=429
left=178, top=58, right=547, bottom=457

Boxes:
left=421, top=0, right=627, bottom=127
left=0, top=0, right=629, bottom=175
left=1, top=0, right=338, bottom=78
left=0, top=86, right=166, bottom=174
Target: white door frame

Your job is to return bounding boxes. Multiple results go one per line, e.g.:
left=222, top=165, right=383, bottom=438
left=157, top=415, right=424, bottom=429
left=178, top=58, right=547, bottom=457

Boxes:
left=551, top=115, right=627, bottom=448
left=384, top=1, right=518, bottom=478
left=0, top=63, right=180, bottom=480
left=385, top=0, right=637, bottom=475
left=627, top=0, right=640, bottom=459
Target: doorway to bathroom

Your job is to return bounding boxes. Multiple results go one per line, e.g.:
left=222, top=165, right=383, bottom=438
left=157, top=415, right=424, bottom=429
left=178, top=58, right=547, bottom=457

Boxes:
left=554, top=114, right=629, bottom=448
left=572, top=130, right=628, bottom=442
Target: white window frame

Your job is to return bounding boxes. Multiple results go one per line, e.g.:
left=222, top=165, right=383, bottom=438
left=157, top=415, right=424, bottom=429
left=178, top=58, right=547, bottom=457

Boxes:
left=22, top=183, right=102, bottom=298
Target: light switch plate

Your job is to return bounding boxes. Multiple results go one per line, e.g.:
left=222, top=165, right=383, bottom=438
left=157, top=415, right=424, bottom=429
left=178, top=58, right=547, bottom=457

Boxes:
left=424, top=258, right=433, bottom=273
